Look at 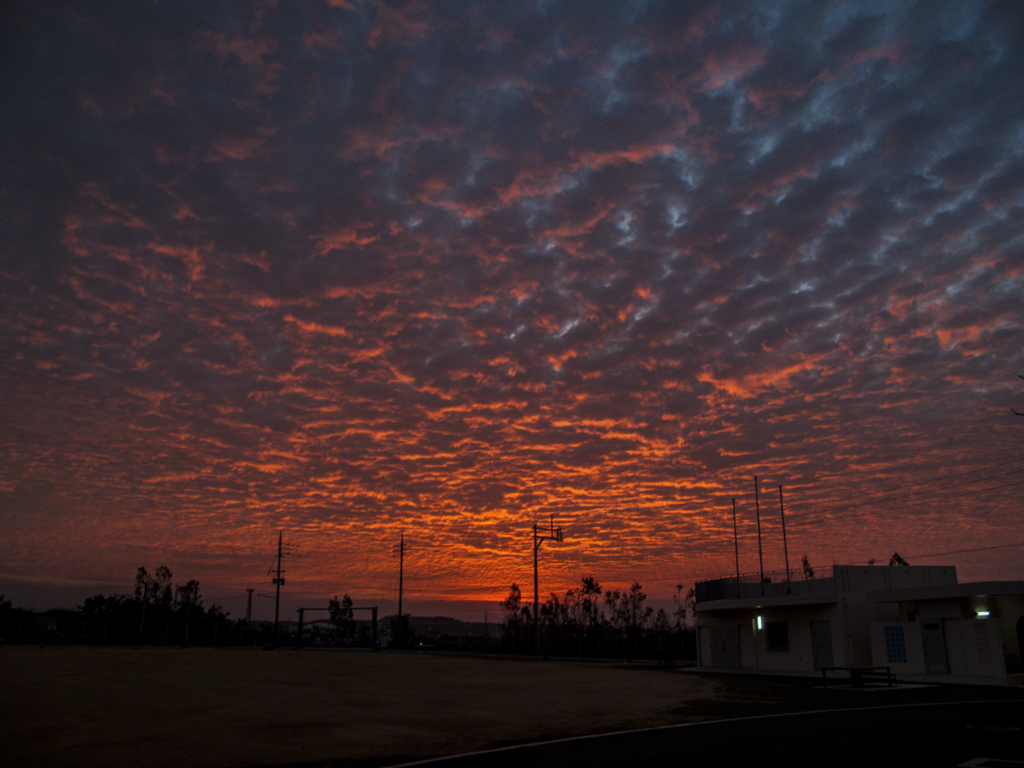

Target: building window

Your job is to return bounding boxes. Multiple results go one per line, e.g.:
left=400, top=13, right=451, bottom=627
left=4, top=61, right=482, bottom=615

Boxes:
left=884, top=625, right=907, bottom=664
left=974, top=622, right=993, bottom=665
left=765, top=621, right=789, bottom=652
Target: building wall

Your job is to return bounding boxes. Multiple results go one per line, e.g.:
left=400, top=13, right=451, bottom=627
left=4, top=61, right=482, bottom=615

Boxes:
left=869, top=622, right=926, bottom=674
left=870, top=618, right=1007, bottom=683
left=836, top=565, right=958, bottom=594
left=699, top=604, right=846, bottom=672
left=965, top=618, right=1006, bottom=681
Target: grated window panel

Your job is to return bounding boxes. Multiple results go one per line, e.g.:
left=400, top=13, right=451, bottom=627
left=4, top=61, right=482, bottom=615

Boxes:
left=884, top=625, right=907, bottom=664
left=974, top=622, right=993, bottom=665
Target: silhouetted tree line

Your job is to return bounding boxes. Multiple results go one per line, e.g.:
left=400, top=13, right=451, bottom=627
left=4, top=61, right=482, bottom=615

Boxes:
left=498, top=577, right=697, bottom=662
left=0, top=567, right=250, bottom=647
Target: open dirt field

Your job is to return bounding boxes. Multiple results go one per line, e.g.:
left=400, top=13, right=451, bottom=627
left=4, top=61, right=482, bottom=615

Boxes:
left=2, top=648, right=717, bottom=768
left=3, top=648, right=1018, bottom=768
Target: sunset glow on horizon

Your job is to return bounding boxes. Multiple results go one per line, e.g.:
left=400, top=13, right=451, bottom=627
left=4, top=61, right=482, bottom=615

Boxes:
left=2, top=0, right=1022, bottom=621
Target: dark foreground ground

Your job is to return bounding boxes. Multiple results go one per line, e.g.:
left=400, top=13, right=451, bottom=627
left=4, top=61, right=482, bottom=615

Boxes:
left=396, top=701, right=1024, bottom=768
left=2, top=647, right=1021, bottom=768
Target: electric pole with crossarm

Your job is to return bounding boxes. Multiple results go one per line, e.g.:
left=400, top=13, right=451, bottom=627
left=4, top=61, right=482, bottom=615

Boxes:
left=271, top=531, right=298, bottom=646
left=273, top=531, right=285, bottom=645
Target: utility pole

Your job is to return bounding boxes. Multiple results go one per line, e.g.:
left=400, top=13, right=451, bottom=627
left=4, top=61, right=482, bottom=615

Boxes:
left=273, top=531, right=285, bottom=646
left=754, top=476, right=765, bottom=595
left=246, top=588, right=254, bottom=623
left=394, top=532, right=406, bottom=649
left=533, top=515, right=563, bottom=653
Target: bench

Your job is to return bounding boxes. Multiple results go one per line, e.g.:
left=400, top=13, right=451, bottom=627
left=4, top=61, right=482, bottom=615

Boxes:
left=821, top=666, right=896, bottom=688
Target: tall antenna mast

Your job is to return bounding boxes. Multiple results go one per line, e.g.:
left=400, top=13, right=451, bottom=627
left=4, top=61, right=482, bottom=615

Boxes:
left=732, top=497, right=740, bottom=597
left=779, top=486, right=790, bottom=590
left=398, top=532, right=405, bottom=648
left=754, top=477, right=764, bottom=594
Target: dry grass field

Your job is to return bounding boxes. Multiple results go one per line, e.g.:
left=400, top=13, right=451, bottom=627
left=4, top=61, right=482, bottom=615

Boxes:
left=3, top=648, right=1017, bottom=768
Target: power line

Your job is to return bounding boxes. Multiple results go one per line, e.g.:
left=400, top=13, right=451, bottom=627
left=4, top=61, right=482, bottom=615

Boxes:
left=811, top=456, right=1024, bottom=504
left=905, top=542, right=1024, bottom=560
left=795, top=467, right=1024, bottom=517
left=792, top=476, right=1024, bottom=526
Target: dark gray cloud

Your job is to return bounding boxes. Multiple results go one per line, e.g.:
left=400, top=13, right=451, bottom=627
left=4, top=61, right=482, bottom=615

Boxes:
left=1, top=0, right=1022, bottom=611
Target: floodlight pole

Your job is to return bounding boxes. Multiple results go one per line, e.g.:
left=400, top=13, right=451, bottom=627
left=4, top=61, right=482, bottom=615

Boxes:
left=533, top=515, right=563, bottom=653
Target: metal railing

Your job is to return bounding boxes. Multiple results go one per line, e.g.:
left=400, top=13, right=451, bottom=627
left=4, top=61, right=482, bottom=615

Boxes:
left=695, top=566, right=836, bottom=603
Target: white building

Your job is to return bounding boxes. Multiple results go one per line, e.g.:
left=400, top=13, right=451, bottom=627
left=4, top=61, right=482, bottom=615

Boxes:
left=694, top=564, right=1024, bottom=685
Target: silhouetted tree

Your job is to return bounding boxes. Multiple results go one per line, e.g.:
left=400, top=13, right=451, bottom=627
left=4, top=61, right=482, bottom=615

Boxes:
left=540, top=592, right=568, bottom=631
left=175, top=580, right=202, bottom=613
left=653, top=608, right=670, bottom=632
left=70, top=568, right=230, bottom=647
left=500, top=583, right=529, bottom=653
left=605, top=582, right=653, bottom=631
left=889, top=552, right=909, bottom=566
left=500, top=583, right=523, bottom=631
left=577, top=576, right=603, bottom=632
left=626, top=582, right=653, bottom=630
left=558, top=575, right=602, bottom=632
left=0, top=594, right=11, bottom=642
left=672, top=584, right=697, bottom=631
left=605, top=582, right=653, bottom=660
left=328, top=594, right=355, bottom=643
left=802, top=554, right=815, bottom=579
left=673, top=584, right=686, bottom=631
left=135, top=566, right=173, bottom=607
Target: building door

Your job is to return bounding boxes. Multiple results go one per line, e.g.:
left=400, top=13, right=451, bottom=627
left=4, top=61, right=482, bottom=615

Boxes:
left=810, top=620, right=834, bottom=669
left=921, top=621, right=949, bottom=674
left=709, top=624, right=741, bottom=667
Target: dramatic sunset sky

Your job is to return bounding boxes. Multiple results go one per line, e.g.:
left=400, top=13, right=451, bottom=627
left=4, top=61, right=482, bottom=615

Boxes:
left=2, top=0, right=1022, bottom=621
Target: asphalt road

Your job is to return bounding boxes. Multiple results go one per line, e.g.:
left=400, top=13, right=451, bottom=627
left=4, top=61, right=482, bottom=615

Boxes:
left=395, top=700, right=1024, bottom=768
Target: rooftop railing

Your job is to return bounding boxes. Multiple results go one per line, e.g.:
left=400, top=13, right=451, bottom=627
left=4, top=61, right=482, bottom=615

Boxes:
left=695, top=566, right=836, bottom=603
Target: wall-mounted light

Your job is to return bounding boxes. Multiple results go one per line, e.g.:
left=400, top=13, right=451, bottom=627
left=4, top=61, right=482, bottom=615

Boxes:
left=976, top=610, right=991, bottom=618
left=756, top=615, right=763, bottom=630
